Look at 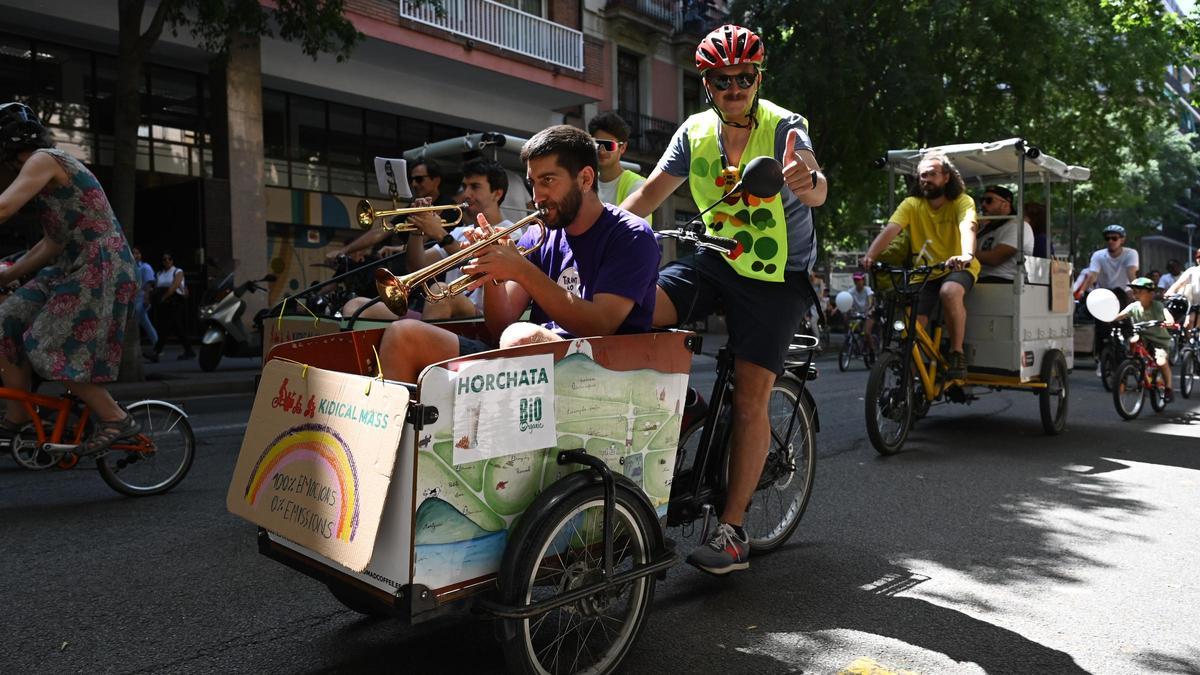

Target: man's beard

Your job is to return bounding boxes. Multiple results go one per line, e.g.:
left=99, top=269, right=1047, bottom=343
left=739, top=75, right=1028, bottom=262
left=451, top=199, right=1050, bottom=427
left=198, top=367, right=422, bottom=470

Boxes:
left=542, top=184, right=583, bottom=230
left=920, top=183, right=945, bottom=200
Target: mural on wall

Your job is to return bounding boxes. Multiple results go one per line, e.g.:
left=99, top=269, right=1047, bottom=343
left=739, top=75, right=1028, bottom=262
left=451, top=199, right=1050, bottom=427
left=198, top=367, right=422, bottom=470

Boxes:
left=263, top=188, right=395, bottom=305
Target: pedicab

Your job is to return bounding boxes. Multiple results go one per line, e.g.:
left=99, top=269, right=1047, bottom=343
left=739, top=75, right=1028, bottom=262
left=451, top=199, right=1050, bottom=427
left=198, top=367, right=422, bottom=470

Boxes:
left=227, top=155, right=819, bottom=673
left=865, top=138, right=1087, bottom=454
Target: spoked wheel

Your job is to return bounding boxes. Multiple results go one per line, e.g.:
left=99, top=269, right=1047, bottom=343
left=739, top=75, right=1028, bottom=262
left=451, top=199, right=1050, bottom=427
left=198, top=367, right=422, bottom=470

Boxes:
left=1149, top=369, right=1168, bottom=413
left=721, top=376, right=817, bottom=553
left=910, top=376, right=931, bottom=421
left=97, top=401, right=195, bottom=496
left=865, top=351, right=912, bottom=455
left=1038, top=350, right=1069, bottom=435
left=1112, top=360, right=1145, bottom=420
left=837, top=337, right=852, bottom=372
left=1182, top=351, right=1197, bottom=399
left=499, top=484, right=658, bottom=675
left=1099, top=345, right=1116, bottom=392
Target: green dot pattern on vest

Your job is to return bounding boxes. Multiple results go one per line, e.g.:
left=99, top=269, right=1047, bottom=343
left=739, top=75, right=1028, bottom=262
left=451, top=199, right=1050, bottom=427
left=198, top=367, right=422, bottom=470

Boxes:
left=751, top=209, right=775, bottom=230
left=753, top=236, right=778, bottom=260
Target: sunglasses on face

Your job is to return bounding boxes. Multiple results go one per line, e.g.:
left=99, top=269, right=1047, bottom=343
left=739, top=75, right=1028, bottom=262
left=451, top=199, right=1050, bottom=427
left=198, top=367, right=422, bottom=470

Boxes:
left=980, top=196, right=1009, bottom=205
left=705, top=70, right=758, bottom=92
left=595, top=139, right=622, bottom=152
left=1105, top=236, right=1122, bottom=242
left=409, top=175, right=429, bottom=184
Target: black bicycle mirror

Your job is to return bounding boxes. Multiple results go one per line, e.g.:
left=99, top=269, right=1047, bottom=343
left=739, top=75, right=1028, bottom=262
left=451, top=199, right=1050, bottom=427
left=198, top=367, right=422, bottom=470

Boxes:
left=741, top=156, right=785, bottom=198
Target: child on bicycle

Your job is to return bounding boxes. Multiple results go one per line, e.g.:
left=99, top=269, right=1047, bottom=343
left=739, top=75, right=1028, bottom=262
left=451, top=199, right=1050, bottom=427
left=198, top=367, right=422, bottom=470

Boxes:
left=1116, top=277, right=1177, bottom=402
left=0, top=102, right=141, bottom=454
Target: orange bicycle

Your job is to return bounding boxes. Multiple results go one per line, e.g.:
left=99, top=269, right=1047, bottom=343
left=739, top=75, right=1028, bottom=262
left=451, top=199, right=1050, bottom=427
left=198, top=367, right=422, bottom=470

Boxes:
left=3, top=387, right=194, bottom=496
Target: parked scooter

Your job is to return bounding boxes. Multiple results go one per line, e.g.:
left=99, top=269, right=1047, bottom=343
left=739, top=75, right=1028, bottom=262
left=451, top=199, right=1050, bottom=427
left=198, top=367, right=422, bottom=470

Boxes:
left=197, top=273, right=277, bottom=372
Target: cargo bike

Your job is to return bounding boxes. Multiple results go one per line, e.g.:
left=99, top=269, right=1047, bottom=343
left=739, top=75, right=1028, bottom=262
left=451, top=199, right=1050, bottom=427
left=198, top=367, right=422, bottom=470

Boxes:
left=227, top=159, right=819, bottom=673
left=865, top=138, right=1087, bottom=454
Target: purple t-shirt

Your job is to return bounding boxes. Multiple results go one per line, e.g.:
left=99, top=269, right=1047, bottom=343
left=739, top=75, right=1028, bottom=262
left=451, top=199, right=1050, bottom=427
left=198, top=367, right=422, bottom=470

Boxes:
left=517, top=204, right=659, bottom=336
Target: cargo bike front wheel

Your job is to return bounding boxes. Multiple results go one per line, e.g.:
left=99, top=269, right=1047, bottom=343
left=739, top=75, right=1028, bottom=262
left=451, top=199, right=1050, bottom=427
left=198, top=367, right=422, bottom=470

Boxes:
left=495, top=468, right=665, bottom=675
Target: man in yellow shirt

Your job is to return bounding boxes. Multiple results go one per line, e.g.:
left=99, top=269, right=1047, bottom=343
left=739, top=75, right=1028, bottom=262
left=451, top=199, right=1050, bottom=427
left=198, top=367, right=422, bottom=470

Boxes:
left=862, top=153, right=979, bottom=379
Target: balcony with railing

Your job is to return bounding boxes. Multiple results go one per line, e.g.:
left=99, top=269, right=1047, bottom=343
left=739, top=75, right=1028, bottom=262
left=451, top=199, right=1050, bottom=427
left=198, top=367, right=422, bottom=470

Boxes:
left=602, top=0, right=728, bottom=37
left=618, top=109, right=676, bottom=158
left=399, top=0, right=584, bottom=71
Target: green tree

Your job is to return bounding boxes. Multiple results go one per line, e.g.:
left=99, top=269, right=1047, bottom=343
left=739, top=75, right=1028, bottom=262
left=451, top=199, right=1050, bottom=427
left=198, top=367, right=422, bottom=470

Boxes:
left=113, top=0, right=361, bottom=236
left=732, top=0, right=1198, bottom=256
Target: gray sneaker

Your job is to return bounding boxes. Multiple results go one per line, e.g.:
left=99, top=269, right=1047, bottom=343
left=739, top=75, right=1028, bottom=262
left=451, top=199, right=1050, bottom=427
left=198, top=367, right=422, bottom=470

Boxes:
left=686, top=522, right=750, bottom=576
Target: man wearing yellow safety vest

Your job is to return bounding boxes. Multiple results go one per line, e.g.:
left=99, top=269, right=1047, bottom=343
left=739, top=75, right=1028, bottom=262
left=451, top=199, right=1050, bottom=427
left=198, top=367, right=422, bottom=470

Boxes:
left=588, top=112, right=651, bottom=224
left=622, top=24, right=827, bottom=576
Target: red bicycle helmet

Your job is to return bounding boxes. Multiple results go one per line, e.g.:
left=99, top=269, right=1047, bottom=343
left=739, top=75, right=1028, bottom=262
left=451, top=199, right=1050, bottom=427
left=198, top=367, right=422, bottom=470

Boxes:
left=695, top=25, right=765, bottom=71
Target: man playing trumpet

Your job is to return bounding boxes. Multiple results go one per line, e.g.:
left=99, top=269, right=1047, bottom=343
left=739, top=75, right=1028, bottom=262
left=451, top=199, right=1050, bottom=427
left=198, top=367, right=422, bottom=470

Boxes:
left=379, top=124, right=660, bottom=383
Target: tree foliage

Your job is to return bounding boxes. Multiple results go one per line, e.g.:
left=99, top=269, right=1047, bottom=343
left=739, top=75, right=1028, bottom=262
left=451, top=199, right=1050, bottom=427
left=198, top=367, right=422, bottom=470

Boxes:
left=731, top=0, right=1200, bottom=257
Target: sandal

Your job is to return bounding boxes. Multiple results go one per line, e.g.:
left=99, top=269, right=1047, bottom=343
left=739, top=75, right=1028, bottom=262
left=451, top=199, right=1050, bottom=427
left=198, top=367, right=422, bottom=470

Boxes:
left=77, top=411, right=141, bottom=457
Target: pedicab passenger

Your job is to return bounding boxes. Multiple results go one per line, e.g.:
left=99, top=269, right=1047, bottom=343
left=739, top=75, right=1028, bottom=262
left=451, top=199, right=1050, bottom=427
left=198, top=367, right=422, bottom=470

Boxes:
left=975, top=185, right=1033, bottom=283
left=0, top=102, right=142, bottom=455
left=377, top=125, right=659, bottom=383
left=862, top=154, right=979, bottom=380
left=1115, top=277, right=1177, bottom=402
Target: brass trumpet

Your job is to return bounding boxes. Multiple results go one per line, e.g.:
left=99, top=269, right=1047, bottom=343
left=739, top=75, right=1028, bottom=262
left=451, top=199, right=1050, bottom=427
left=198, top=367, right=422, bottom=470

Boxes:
left=355, top=199, right=468, bottom=231
left=374, top=209, right=548, bottom=316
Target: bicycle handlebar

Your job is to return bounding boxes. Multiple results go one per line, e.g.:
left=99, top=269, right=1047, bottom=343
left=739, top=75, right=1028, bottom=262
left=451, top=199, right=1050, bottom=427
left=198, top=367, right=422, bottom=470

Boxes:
left=658, top=226, right=742, bottom=257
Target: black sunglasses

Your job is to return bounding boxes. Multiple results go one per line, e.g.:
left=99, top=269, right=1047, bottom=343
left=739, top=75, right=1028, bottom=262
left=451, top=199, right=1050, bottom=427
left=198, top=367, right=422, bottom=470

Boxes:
left=980, top=196, right=1009, bottom=205
left=409, top=175, right=429, bottom=184
left=595, top=139, right=621, bottom=152
left=706, top=70, right=758, bottom=92
left=1105, top=235, right=1122, bottom=241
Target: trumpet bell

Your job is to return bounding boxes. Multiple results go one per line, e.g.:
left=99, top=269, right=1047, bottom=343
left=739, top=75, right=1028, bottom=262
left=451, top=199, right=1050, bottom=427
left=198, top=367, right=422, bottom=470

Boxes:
left=374, top=268, right=412, bottom=316
left=356, top=200, right=376, bottom=229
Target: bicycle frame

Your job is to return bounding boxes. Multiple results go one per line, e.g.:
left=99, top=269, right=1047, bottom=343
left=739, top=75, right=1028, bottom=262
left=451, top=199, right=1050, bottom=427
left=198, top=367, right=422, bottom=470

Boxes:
left=666, top=341, right=816, bottom=527
left=0, top=386, right=155, bottom=463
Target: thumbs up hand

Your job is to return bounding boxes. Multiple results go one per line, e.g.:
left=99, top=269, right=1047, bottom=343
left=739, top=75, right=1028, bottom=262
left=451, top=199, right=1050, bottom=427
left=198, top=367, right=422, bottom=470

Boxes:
left=782, top=127, right=820, bottom=199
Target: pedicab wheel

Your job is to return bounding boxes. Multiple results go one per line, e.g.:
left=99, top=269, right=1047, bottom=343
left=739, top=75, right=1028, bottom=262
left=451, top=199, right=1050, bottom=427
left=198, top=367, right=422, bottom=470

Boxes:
left=1099, top=346, right=1116, bottom=392
left=1182, top=351, right=1197, bottom=399
left=1112, top=360, right=1145, bottom=420
left=837, top=344, right=851, bottom=372
left=1149, top=369, right=1168, bottom=412
left=1038, top=350, right=1069, bottom=435
left=910, top=376, right=931, bottom=421
left=720, top=375, right=816, bottom=553
left=97, top=401, right=195, bottom=496
left=498, top=483, right=657, bottom=675
left=865, top=351, right=912, bottom=455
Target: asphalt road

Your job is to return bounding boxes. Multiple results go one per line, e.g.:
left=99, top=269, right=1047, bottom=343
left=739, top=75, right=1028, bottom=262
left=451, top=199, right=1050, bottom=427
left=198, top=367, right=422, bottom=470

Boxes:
left=3, top=352, right=1199, bottom=674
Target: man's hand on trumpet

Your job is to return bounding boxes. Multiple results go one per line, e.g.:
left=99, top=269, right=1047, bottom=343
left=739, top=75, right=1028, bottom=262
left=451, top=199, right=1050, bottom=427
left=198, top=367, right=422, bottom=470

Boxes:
left=460, top=213, right=534, bottom=289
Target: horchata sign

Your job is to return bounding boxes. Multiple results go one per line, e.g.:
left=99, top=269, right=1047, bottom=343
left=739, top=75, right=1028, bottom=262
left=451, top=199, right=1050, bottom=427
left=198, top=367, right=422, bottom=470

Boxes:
left=226, top=359, right=407, bottom=571
left=451, top=353, right=557, bottom=465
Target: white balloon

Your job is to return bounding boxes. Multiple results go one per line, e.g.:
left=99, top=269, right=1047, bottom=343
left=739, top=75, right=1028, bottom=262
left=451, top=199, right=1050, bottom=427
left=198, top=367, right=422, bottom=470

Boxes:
left=1086, top=288, right=1120, bottom=323
left=835, top=290, right=854, bottom=314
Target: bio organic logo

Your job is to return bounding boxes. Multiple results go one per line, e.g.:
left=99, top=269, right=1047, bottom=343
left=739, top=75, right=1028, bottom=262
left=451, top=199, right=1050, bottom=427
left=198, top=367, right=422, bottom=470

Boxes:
left=519, top=396, right=544, bottom=432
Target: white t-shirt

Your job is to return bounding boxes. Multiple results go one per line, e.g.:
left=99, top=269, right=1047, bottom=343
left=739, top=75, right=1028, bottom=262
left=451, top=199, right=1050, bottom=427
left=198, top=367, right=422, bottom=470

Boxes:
left=434, top=219, right=521, bottom=311
left=597, top=173, right=646, bottom=207
left=977, top=218, right=1034, bottom=280
left=848, top=285, right=873, bottom=314
left=155, top=266, right=186, bottom=297
left=1172, top=266, right=1200, bottom=305
left=1158, top=272, right=1176, bottom=289
left=1088, top=247, right=1139, bottom=289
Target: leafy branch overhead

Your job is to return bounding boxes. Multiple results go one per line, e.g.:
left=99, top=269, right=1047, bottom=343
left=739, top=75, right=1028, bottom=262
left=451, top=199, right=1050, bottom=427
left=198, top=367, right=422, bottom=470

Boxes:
left=730, top=0, right=1200, bottom=256
left=140, top=0, right=362, bottom=61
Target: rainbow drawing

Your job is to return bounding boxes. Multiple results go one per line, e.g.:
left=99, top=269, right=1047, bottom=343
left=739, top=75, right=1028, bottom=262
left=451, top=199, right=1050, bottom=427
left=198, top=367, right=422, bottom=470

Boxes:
left=243, top=423, right=361, bottom=543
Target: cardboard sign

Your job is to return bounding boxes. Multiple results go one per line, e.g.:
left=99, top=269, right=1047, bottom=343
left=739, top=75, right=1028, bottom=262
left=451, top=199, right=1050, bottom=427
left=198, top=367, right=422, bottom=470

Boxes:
left=373, top=157, right=411, bottom=200
left=227, top=360, right=407, bottom=572
left=263, top=316, right=341, bottom=360
left=451, top=354, right=556, bottom=465
left=1050, top=260, right=1072, bottom=314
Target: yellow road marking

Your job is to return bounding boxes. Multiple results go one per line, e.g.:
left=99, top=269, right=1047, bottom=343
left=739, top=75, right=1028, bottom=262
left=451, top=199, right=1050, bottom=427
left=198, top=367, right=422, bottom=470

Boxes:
left=839, top=657, right=919, bottom=675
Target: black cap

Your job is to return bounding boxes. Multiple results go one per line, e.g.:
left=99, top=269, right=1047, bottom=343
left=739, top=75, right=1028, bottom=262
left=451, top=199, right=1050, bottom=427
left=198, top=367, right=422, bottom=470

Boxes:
left=984, top=185, right=1014, bottom=203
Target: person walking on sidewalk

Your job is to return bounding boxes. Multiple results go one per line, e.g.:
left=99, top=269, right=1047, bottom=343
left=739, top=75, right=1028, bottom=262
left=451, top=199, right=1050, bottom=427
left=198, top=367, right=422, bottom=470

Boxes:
left=149, top=251, right=194, bottom=361
left=0, top=102, right=142, bottom=455
left=131, top=246, right=158, bottom=350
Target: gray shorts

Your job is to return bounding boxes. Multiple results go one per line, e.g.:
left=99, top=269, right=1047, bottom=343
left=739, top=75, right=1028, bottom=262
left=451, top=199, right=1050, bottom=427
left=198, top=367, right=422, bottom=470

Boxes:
left=457, top=335, right=491, bottom=356
left=658, top=252, right=814, bottom=375
left=917, top=270, right=975, bottom=317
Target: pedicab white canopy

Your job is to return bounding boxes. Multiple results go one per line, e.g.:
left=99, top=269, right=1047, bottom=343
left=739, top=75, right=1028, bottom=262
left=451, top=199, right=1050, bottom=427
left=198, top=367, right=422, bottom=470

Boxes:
left=879, top=138, right=1091, bottom=184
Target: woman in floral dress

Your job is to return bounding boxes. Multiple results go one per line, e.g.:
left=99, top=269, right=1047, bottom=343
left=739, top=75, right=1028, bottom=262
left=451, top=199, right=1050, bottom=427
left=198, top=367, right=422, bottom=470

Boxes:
left=0, top=102, right=140, bottom=454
